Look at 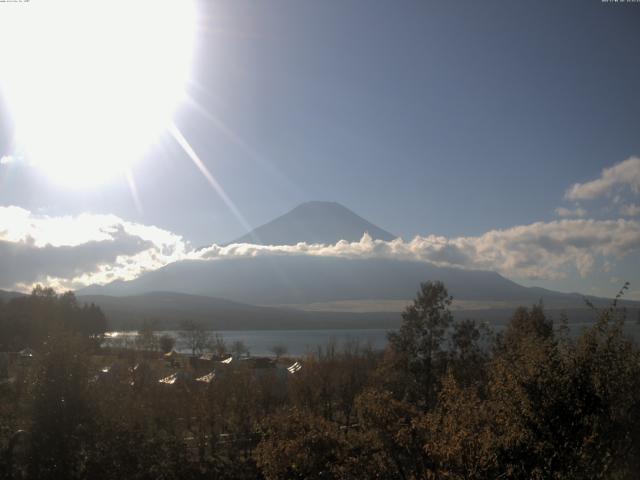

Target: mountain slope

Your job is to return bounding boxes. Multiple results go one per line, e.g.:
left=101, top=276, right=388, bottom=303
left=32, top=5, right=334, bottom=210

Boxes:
left=77, top=291, right=399, bottom=330
left=0, top=290, right=26, bottom=302
left=229, top=201, right=396, bottom=245
left=79, top=256, right=615, bottom=310
left=78, top=290, right=639, bottom=332
left=78, top=201, right=638, bottom=321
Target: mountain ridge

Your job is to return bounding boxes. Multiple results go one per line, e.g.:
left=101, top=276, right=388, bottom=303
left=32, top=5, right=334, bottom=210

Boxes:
left=77, top=256, right=635, bottom=310
left=77, top=289, right=639, bottom=331
left=78, top=201, right=638, bottom=312
left=227, top=201, right=396, bottom=245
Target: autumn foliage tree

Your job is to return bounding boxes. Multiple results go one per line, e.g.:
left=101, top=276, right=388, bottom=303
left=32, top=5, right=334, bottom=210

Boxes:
left=385, top=280, right=453, bottom=407
left=2, top=281, right=640, bottom=479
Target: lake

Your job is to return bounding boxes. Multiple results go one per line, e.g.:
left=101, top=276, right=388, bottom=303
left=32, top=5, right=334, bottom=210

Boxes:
left=104, top=328, right=393, bottom=357
left=104, top=321, right=640, bottom=357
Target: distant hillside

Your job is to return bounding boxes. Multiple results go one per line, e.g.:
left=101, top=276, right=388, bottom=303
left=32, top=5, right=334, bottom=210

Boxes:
left=77, top=291, right=399, bottom=331
left=77, top=290, right=637, bottom=332
left=78, top=256, right=631, bottom=311
left=228, top=201, right=396, bottom=245
left=0, top=290, right=26, bottom=302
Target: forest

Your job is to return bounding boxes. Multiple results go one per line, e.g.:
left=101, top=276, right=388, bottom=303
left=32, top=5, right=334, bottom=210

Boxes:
left=0, top=281, right=639, bottom=479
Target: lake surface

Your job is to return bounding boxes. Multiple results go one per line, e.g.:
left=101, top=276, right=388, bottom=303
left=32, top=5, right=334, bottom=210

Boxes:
left=105, top=321, right=640, bottom=357
left=105, top=329, right=392, bottom=357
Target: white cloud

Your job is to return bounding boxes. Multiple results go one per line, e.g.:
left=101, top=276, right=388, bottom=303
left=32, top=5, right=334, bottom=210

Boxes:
left=620, top=203, right=640, bottom=217
left=0, top=207, right=191, bottom=290
left=1, top=206, right=640, bottom=292
left=197, top=219, right=640, bottom=280
left=555, top=206, right=587, bottom=218
left=565, top=156, right=640, bottom=201
left=0, top=155, right=14, bottom=165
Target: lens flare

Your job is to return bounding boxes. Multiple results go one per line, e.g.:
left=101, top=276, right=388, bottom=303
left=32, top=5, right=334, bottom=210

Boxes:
left=0, top=0, right=196, bottom=186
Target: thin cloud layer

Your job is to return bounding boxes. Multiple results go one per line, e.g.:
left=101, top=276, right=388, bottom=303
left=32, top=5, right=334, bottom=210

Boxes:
left=0, top=231, right=151, bottom=290
left=0, top=207, right=191, bottom=290
left=555, top=206, right=587, bottom=218
left=620, top=203, right=640, bottom=217
left=2, top=155, right=640, bottom=292
left=199, top=219, right=640, bottom=280
left=565, top=156, right=640, bottom=201
left=1, top=208, right=640, bottom=291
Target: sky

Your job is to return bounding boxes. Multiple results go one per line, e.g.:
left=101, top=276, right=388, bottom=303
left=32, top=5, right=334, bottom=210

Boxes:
left=0, top=0, right=639, bottom=298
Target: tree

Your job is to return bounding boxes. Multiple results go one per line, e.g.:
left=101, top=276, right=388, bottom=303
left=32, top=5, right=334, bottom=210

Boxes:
left=386, top=281, right=453, bottom=406
left=0, top=287, right=108, bottom=351
left=422, top=373, right=498, bottom=479
left=448, top=318, right=492, bottom=386
left=354, top=388, right=434, bottom=478
left=486, top=291, right=640, bottom=478
left=28, top=334, right=94, bottom=479
left=158, top=334, right=176, bottom=354
left=211, top=333, right=228, bottom=356
left=231, top=340, right=250, bottom=359
left=501, top=302, right=553, bottom=348
left=270, top=344, right=287, bottom=360
left=256, top=410, right=344, bottom=480
left=136, top=320, right=158, bottom=351
left=179, top=320, right=212, bottom=356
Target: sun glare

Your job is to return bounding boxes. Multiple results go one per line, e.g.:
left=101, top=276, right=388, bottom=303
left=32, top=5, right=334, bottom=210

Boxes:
left=0, top=0, right=196, bottom=186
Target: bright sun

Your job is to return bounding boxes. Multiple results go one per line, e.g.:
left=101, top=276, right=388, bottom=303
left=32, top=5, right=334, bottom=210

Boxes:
left=0, top=0, right=196, bottom=186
